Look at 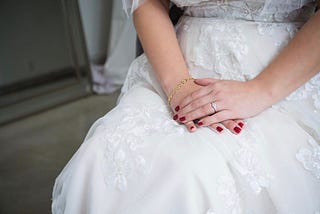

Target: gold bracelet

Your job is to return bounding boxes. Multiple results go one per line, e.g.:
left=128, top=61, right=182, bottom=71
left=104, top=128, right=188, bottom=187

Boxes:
left=167, top=77, right=194, bottom=105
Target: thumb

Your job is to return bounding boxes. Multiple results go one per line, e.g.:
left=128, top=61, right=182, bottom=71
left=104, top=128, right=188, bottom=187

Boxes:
left=194, top=78, right=218, bottom=86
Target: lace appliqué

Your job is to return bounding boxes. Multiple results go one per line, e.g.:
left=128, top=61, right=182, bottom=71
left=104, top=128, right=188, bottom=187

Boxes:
left=217, top=176, right=242, bottom=214
left=102, top=104, right=184, bottom=191
left=121, top=54, right=152, bottom=95
left=257, top=22, right=299, bottom=47
left=233, top=125, right=273, bottom=194
left=286, top=74, right=320, bottom=111
left=180, top=0, right=315, bottom=23
left=189, top=20, right=249, bottom=81
left=206, top=176, right=242, bottom=214
left=296, top=138, right=320, bottom=179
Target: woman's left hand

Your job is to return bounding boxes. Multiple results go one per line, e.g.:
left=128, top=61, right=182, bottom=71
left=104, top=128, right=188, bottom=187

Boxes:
left=176, top=78, right=271, bottom=128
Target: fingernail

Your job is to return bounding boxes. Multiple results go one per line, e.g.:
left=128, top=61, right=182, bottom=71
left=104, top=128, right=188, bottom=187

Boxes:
left=216, top=126, right=223, bottom=133
left=234, top=126, right=241, bottom=134
left=190, top=126, right=195, bottom=130
left=179, top=117, right=186, bottom=122
left=198, top=122, right=203, bottom=126
left=238, top=122, right=244, bottom=128
left=173, top=114, right=178, bottom=120
left=175, top=106, right=180, bottom=112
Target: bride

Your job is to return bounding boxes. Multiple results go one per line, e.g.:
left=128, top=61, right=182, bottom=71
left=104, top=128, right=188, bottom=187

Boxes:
left=52, top=0, right=320, bottom=213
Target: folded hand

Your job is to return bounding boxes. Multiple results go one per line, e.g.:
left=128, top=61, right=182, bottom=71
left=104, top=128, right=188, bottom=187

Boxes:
left=176, top=78, right=270, bottom=133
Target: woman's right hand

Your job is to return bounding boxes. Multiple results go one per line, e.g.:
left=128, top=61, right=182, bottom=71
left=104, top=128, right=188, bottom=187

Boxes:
left=169, top=80, right=201, bottom=132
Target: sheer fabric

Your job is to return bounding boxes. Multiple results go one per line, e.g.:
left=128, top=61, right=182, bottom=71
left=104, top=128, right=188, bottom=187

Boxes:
left=122, top=0, right=146, bottom=15
left=52, top=1, right=320, bottom=213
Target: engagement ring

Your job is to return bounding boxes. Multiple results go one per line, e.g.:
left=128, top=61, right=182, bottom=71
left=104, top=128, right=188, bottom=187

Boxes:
left=210, top=101, right=217, bottom=113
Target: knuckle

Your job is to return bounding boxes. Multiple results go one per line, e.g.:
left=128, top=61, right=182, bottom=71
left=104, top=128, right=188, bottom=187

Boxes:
left=215, top=114, right=223, bottom=122
left=202, top=116, right=212, bottom=126
left=200, top=106, right=208, bottom=115
left=186, top=111, right=195, bottom=120
left=224, top=120, right=233, bottom=127
left=189, top=102, right=197, bottom=109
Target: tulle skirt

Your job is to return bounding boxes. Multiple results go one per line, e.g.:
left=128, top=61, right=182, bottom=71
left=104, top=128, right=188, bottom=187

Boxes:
left=52, top=16, right=320, bottom=214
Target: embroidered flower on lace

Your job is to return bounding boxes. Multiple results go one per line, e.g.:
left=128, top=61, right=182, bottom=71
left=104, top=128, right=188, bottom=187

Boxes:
left=233, top=125, right=273, bottom=194
left=175, top=0, right=312, bottom=22
left=257, top=23, right=299, bottom=48
left=217, top=176, right=242, bottom=214
left=121, top=55, right=152, bottom=95
left=286, top=74, right=320, bottom=110
left=296, top=138, right=320, bottom=179
left=190, top=21, right=249, bottom=81
left=102, top=104, right=184, bottom=191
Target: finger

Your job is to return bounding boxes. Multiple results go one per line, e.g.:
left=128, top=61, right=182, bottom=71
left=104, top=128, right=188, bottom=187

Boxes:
left=194, top=78, right=219, bottom=86
left=221, top=120, right=242, bottom=135
left=185, top=121, right=197, bottom=133
left=179, top=100, right=224, bottom=124
left=209, top=123, right=224, bottom=133
left=234, top=119, right=245, bottom=129
left=179, top=87, right=213, bottom=109
left=197, top=110, right=232, bottom=126
left=172, top=112, right=179, bottom=121
left=179, top=92, right=217, bottom=116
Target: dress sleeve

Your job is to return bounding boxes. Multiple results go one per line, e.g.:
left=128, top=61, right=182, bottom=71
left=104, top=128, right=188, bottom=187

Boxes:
left=122, top=0, right=147, bottom=15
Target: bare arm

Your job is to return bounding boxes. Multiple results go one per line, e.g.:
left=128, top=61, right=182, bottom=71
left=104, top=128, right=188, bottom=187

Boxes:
left=133, top=0, right=246, bottom=134
left=177, top=11, right=320, bottom=126
left=133, top=0, right=203, bottom=132
left=133, top=0, right=245, bottom=134
left=133, top=0, right=190, bottom=96
left=255, top=10, right=320, bottom=106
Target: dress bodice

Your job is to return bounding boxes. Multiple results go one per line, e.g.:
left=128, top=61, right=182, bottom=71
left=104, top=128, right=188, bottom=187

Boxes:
left=172, top=0, right=316, bottom=22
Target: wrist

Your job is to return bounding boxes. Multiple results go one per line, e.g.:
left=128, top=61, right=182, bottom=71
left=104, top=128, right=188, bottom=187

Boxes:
left=162, top=74, right=193, bottom=96
left=248, top=77, right=275, bottom=108
left=167, top=77, right=194, bottom=105
left=169, top=81, right=200, bottom=111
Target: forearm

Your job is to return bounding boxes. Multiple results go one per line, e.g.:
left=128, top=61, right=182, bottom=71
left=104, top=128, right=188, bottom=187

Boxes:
left=253, top=11, right=320, bottom=105
left=133, top=0, right=190, bottom=95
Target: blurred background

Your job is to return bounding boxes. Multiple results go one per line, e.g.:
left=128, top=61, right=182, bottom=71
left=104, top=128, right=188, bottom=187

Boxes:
left=0, top=0, right=136, bottom=213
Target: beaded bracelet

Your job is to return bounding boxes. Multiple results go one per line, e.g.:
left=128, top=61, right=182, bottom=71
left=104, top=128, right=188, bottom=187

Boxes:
left=167, top=77, right=194, bottom=105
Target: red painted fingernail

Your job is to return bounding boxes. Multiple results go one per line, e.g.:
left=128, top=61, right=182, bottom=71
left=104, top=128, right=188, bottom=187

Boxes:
left=234, top=126, right=241, bottom=134
left=179, top=117, right=186, bottom=122
left=190, top=126, right=195, bottom=130
left=238, top=122, right=244, bottom=128
left=198, top=122, right=203, bottom=126
left=173, top=114, right=178, bottom=120
left=216, top=126, right=223, bottom=133
left=175, top=106, right=180, bottom=112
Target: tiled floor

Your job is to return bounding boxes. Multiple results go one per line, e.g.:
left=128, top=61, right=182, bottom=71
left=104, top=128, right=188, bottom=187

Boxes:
left=0, top=92, right=119, bottom=214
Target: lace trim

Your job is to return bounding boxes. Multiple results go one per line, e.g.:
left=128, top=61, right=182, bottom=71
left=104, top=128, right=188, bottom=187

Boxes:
left=181, top=0, right=315, bottom=22
left=296, top=138, right=320, bottom=179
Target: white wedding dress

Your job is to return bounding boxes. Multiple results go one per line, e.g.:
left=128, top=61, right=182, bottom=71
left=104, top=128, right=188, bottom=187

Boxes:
left=52, top=1, right=320, bottom=213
